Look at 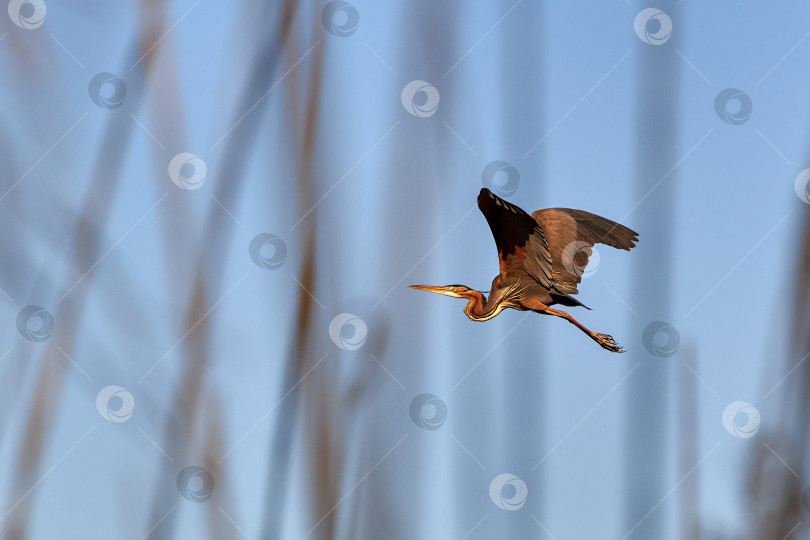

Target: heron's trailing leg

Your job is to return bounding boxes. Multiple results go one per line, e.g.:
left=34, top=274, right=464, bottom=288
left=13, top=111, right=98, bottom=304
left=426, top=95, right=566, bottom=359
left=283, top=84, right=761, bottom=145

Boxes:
left=542, top=307, right=624, bottom=353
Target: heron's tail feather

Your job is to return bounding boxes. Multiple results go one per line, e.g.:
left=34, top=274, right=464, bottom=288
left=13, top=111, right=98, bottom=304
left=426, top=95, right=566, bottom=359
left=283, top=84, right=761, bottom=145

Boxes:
left=550, top=291, right=591, bottom=310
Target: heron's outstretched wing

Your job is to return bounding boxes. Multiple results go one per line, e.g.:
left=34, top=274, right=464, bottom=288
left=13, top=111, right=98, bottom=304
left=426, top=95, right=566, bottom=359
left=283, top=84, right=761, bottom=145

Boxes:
left=531, top=208, right=639, bottom=295
left=477, top=188, right=553, bottom=288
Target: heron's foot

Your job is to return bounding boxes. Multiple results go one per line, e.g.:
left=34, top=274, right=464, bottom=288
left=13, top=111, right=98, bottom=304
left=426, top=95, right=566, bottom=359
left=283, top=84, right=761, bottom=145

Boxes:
left=594, top=333, right=624, bottom=353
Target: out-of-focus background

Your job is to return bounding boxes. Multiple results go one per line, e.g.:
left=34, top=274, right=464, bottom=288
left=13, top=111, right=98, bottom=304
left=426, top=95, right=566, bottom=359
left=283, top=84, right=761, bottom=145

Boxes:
left=1, top=1, right=810, bottom=538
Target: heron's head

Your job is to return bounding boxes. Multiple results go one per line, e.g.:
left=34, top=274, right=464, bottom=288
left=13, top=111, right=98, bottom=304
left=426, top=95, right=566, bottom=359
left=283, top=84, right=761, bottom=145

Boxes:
left=409, top=284, right=478, bottom=299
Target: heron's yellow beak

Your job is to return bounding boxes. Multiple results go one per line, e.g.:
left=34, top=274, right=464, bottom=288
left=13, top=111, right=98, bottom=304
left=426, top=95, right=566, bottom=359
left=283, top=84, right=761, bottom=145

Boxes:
left=409, top=285, right=463, bottom=298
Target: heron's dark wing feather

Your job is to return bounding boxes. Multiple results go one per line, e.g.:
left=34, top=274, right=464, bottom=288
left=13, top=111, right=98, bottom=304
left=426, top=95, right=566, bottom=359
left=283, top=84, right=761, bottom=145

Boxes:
left=477, top=189, right=553, bottom=288
left=531, top=208, right=639, bottom=295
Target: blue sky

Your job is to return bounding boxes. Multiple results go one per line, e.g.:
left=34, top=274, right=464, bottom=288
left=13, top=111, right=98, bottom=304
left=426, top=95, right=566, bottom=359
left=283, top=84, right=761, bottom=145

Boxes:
left=1, top=1, right=809, bottom=539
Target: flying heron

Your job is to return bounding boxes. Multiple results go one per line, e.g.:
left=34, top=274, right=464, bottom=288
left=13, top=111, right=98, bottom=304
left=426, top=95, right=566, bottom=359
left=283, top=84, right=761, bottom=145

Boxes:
left=410, top=188, right=639, bottom=352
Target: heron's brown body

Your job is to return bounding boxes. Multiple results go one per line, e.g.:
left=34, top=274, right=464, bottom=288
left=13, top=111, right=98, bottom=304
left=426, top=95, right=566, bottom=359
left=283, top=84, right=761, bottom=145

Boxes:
left=410, top=188, right=639, bottom=352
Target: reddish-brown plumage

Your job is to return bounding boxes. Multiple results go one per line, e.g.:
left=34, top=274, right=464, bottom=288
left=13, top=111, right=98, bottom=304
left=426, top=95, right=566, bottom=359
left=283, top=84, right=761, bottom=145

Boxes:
left=532, top=207, right=638, bottom=296
left=410, top=188, right=639, bottom=352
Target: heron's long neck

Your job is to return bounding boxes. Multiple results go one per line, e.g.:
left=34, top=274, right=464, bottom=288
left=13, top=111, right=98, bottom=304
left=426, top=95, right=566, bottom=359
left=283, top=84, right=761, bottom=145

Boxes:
left=462, top=291, right=501, bottom=321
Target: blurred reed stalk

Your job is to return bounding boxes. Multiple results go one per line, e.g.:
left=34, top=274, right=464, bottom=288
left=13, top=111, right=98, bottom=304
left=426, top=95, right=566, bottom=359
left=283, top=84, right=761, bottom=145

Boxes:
left=745, top=194, right=810, bottom=538
left=624, top=0, right=680, bottom=537
left=265, top=3, right=338, bottom=537
left=678, top=344, right=702, bottom=540
left=1, top=24, right=150, bottom=540
left=135, top=0, right=231, bottom=537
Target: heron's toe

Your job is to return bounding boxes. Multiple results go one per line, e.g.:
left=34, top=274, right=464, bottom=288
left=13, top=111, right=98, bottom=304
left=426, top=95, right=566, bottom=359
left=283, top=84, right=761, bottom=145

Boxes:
left=595, top=333, right=625, bottom=353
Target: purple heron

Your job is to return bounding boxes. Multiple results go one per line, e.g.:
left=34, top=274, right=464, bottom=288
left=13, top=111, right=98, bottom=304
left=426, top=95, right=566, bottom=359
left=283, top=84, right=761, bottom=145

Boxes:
left=410, top=188, right=638, bottom=352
